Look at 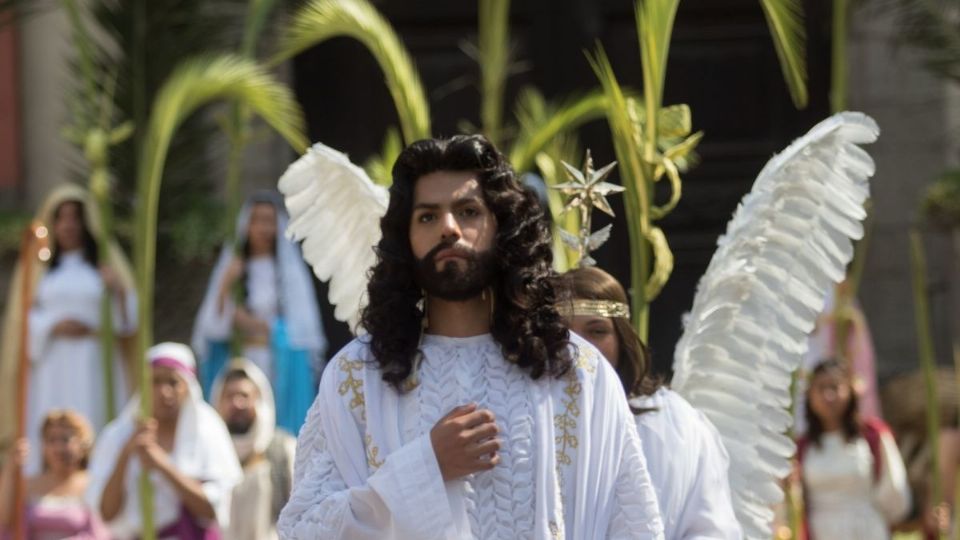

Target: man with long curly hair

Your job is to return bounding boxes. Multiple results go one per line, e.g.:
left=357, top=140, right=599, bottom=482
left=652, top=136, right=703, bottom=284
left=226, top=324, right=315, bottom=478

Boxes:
left=278, top=135, right=664, bottom=539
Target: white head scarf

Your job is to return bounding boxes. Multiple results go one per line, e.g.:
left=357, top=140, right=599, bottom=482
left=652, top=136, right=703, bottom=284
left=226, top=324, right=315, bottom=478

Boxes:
left=210, top=358, right=276, bottom=462
left=190, top=191, right=326, bottom=366
left=86, top=343, right=242, bottom=539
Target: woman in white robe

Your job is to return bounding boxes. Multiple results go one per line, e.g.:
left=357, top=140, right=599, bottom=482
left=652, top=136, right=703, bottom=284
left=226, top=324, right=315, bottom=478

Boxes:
left=797, top=358, right=910, bottom=539
left=0, top=184, right=136, bottom=474
left=192, top=191, right=326, bottom=434
left=562, top=266, right=742, bottom=540
left=85, top=342, right=242, bottom=540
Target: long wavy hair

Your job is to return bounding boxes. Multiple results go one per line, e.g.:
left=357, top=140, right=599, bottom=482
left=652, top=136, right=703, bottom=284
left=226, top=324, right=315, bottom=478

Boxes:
left=360, top=135, right=573, bottom=391
left=564, top=267, right=662, bottom=400
left=804, top=358, right=862, bottom=447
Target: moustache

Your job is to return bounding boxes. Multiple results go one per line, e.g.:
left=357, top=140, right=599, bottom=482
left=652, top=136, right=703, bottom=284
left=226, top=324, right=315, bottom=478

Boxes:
left=423, top=241, right=476, bottom=263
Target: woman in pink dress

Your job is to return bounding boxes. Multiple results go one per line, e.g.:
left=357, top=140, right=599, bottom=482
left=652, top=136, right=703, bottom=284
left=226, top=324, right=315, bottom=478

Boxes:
left=0, top=410, right=109, bottom=539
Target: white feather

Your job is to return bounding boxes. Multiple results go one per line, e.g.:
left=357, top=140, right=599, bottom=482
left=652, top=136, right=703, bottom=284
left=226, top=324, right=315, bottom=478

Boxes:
left=278, top=142, right=389, bottom=330
left=672, top=112, right=879, bottom=539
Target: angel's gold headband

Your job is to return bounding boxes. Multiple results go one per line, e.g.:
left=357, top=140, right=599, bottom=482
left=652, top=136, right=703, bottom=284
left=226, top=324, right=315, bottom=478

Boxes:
left=556, top=299, right=630, bottom=319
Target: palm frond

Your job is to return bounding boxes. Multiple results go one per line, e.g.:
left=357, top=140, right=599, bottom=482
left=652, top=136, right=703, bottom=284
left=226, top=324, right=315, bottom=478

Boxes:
left=135, top=53, right=306, bottom=366
left=910, top=229, right=943, bottom=510
left=588, top=46, right=654, bottom=339
left=363, top=127, right=403, bottom=187
left=533, top=130, right=583, bottom=271
left=510, top=86, right=608, bottom=174
left=635, top=0, right=680, bottom=145
left=478, top=0, right=511, bottom=146
left=242, top=0, right=279, bottom=56
left=90, top=0, right=253, bottom=231
left=274, top=0, right=431, bottom=144
left=758, top=0, right=808, bottom=108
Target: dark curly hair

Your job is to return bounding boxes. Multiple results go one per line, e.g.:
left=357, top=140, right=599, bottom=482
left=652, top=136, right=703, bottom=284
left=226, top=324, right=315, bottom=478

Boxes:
left=360, top=134, right=573, bottom=391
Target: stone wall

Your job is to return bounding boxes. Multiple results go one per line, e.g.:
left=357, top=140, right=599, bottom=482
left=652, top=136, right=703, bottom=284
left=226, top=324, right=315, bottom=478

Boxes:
left=848, top=7, right=959, bottom=381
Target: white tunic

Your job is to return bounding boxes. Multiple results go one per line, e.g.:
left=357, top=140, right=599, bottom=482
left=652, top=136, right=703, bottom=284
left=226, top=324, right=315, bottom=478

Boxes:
left=278, top=333, right=664, bottom=539
left=86, top=385, right=243, bottom=539
left=803, top=431, right=910, bottom=539
left=631, top=389, right=742, bottom=540
left=194, top=256, right=279, bottom=378
left=27, top=250, right=134, bottom=474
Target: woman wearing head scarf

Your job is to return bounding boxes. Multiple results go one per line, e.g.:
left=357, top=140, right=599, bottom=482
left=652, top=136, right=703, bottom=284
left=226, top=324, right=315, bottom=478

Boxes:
left=191, top=191, right=326, bottom=434
left=1, top=184, right=136, bottom=474
left=85, top=343, right=242, bottom=540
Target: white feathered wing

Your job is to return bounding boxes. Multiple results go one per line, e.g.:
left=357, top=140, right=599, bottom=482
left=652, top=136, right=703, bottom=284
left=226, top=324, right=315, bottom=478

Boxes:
left=671, top=111, right=880, bottom=539
left=279, top=142, right=389, bottom=330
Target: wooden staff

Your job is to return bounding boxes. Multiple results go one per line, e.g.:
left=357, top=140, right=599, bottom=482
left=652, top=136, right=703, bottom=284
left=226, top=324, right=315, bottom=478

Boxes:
left=12, top=221, right=49, bottom=540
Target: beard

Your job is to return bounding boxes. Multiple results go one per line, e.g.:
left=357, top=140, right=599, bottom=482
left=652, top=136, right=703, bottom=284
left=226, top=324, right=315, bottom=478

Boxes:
left=226, top=415, right=254, bottom=435
left=414, top=241, right=497, bottom=301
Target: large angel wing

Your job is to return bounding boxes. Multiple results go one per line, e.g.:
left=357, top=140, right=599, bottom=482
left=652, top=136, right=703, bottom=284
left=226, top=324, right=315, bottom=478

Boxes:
left=671, top=112, right=880, bottom=539
left=279, top=142, right=389, bottom=329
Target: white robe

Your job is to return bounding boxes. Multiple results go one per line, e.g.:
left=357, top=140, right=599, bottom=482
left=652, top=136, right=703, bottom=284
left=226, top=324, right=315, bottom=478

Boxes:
left=194, top=256, right=279, bottom=377
left=210, top=358, right=295, bottom=540
left=803, top=431, right=911, bottom=539
left=27, top=250, right=134, bottom=474
left=631, top=388, right=742, bottom=540
left=85, top=378, right=243, bottom=539
left=278, top=333, right=664, bottom=540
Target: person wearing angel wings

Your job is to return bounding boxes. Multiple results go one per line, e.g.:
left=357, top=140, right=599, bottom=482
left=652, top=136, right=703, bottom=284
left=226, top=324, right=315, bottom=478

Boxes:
left=277, top=112, right=880, bottom=539
left=276, top=134, right=665, bottom=539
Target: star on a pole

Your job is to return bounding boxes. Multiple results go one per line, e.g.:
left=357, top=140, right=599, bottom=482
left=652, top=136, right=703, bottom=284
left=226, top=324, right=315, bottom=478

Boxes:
left=551, top=150, right=624, bottom=267
left=554, top=150, right=624, bottom=221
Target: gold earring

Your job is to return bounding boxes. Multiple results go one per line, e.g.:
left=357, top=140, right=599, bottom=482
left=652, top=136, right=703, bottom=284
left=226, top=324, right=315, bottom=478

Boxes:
left=419, top=289, right=429, bottom=329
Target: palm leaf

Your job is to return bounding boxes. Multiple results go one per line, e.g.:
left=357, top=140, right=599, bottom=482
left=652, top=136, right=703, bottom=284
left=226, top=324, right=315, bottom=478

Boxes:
left=533, top=130, right=583, bottom=271
left=274, top=0, right=431, bottom=144
left=478, top=0, right=511, bottom=146
left=134, top=52, right=305, bottom=433
left=241, top=0, right=279, bottom=56
left=510, top=87, right=609, bottom=174
left=224, top=0, right=283, bottom=233
left=363, top=127, right=403, bottom=187
left=635, top=0, right=680, bottom=149
left=132, top=58, right=304, bottom=537
left=758, top=0, right=808, bottom=108
left=588, top=46, right=654, bottom=340
left=910, top=229, right=943, bottom=510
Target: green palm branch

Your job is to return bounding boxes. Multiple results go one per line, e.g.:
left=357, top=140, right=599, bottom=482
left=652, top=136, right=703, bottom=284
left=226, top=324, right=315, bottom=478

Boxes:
left=477, top=0, right=511, bottom=147
left=274, top=0, right=431, bottom=145
left=60, top=0, right=135, bottom=423
left=589, top=47, right=659, bottom=341
left=133, top=54, right=306, bottom=539
left=510, top=87, right=610, bottom=175
left=533, top=129, right=584, bottom=271
left=909, top=229, right=943, bottom=515
left=759, top=0, right=808, bottom=108
left=363, top=127, right=403, bottom=187
left=224, top=0, right=282, bottom=233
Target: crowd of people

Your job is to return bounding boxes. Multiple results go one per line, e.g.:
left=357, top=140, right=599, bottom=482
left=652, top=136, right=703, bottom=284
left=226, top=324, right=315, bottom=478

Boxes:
left=0, top=187, right=314, bottom=539
left=0, top=133, right=938, bottom=539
